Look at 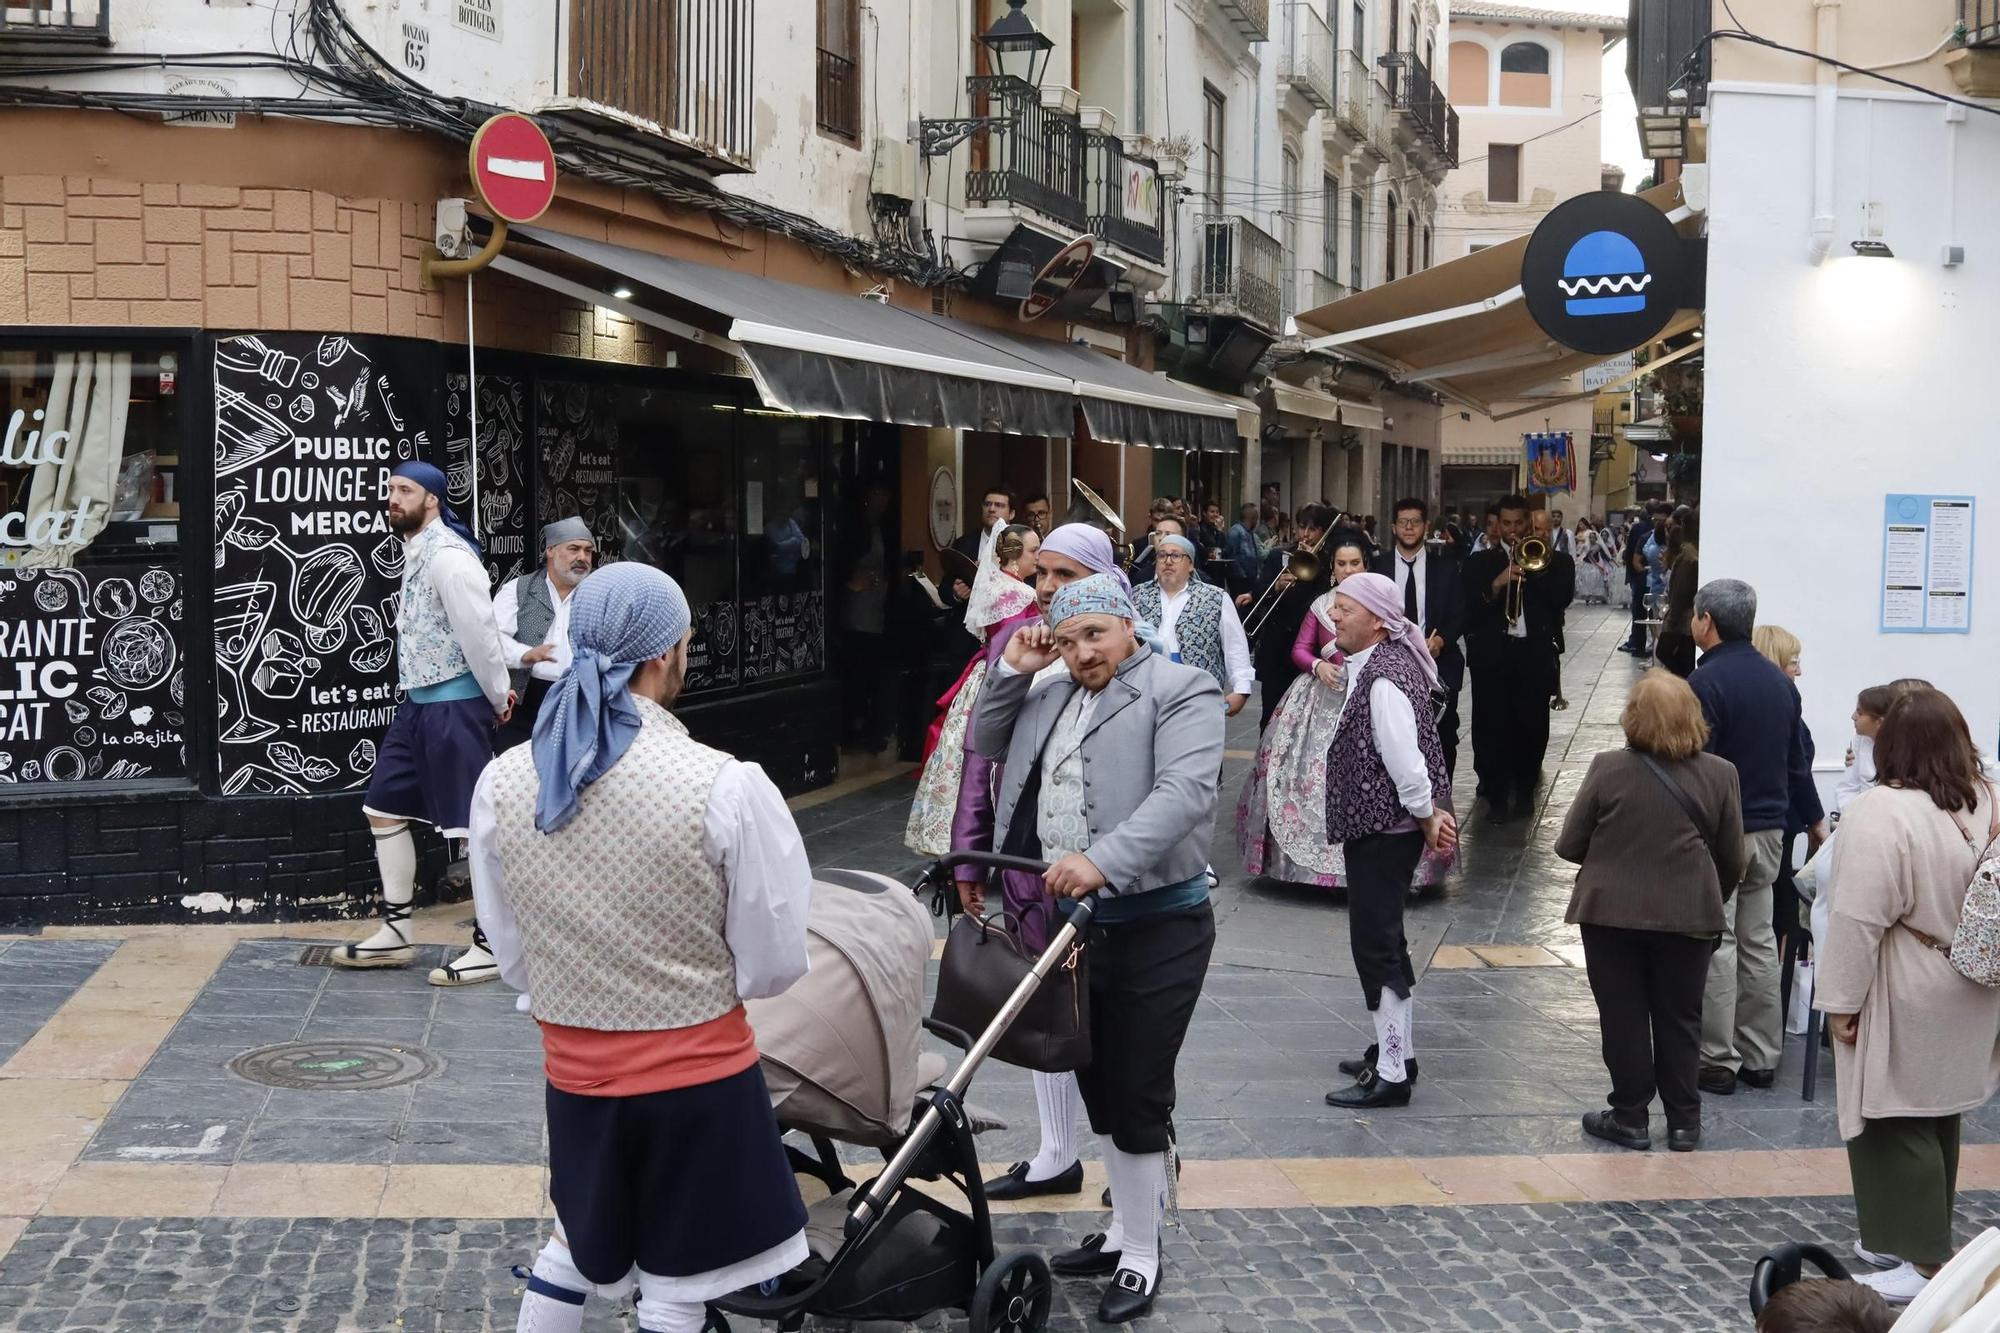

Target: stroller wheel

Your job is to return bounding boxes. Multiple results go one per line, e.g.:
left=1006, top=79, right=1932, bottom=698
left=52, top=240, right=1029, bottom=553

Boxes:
left=970, top=1250, right=1053, bottom=1333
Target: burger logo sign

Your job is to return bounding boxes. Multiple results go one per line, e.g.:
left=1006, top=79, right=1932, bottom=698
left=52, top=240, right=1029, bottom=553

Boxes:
left=1522, top=192, right=1684, bottom=356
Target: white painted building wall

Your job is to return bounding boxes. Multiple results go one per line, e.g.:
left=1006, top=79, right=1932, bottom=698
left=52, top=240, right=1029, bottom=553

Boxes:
left=1703, top=82, right=2000, bottom=766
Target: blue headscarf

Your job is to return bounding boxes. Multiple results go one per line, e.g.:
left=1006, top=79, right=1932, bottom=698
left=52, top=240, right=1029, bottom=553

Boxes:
left=529, top=563, right=691, bottom=833
left=392, top=460, right=482, bottom=561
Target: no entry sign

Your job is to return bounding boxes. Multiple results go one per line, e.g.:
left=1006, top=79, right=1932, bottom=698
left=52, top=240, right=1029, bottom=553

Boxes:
left=468, top=113, right=557, bottom=224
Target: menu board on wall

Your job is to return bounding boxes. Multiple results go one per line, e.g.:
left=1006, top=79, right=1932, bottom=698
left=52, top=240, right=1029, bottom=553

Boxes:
left=212, top=333, right=419, bottom=795
left=444, top=370, right=530, bottom=589
left=0, top=564, right=185, bottom=784
left=536, top=380, right=621, bottom=556
left=740, top=592, right=825, bottom=683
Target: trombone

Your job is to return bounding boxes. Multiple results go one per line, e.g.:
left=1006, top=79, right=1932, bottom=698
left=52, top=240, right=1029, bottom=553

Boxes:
left=1504, top=537, right=1551, bottom=628
left=1241, top=522, right=1339, bottom=639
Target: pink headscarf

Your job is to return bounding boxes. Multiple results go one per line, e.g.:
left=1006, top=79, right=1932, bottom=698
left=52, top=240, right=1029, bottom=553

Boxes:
left=1332, top=571, right=1441, bottom=690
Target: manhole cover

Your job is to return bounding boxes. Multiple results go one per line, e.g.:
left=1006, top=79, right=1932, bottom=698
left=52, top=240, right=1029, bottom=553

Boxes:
left=228, top=1040, right=444, bottom=1091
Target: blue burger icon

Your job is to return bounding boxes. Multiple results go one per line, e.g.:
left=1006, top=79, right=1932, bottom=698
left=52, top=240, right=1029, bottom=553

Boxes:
left=1557, top=230, right=1650, bottom=317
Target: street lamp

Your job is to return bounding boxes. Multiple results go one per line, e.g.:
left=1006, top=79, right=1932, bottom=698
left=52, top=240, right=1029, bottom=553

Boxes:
left=918, top=0, right=1055, bottom=157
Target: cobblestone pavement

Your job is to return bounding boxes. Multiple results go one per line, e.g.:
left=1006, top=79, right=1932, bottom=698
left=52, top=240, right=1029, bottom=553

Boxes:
left=8, top=605, right=2000, bottom=1330
left=3, top=1196, right=1995, bottom=1332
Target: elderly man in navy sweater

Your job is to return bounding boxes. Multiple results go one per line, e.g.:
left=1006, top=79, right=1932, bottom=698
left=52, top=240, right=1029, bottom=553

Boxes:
left=1687, top=579, right=1827, bottom=1096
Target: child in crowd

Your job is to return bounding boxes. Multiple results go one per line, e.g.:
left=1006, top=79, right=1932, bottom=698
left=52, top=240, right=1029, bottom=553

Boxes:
left=1833, top=685, right=1896, bottom=821
left=1756, top=1278, right=1896, bottom=1333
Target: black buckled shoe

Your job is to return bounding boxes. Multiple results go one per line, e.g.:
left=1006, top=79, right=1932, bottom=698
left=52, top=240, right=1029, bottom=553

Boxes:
left=1580, top=1109, right=1651, bottom=1152
left=1335, top=1045, right=1420, bottom=1084
left=1324, top=1067, right=1412, bottom=1109
left=1098, top=1266, right=1162, bottom=1324
left=982, top=1159, right=1083, bottom=1202
left=1050, top=1233, right=1121, bottom=1277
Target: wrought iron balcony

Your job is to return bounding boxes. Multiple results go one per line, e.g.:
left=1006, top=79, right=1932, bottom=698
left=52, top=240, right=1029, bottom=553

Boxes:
left=564, top=0, right=755, bottom=172
left=1277, top=0, right=1335, bottom=110
left=0, top=0, right=109, bottom=43
left=1386, top=51, right=1457, bottom=166
left=1213, top=0, right=1270, bottom=42
left=1195, top=212, right=1284, bottom=333
left=1966, top=0, right=2000, bottom=46
left=965, top=76, right=1089, bottom=232
left=1086, top=133, right=1164, bottom=264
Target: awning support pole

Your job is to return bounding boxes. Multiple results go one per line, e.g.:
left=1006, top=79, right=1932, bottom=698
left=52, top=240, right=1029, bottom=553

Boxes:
left=1301, top=285, right=1525, bottom=352
left=467, top=273, right=480, bottom=543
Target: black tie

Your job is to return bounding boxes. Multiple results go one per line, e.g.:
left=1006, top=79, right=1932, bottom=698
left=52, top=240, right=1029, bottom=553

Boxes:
left=1403, top=558, right=1420, bottom=624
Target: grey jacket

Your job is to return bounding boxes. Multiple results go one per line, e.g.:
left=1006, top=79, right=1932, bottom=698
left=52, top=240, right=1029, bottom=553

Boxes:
left=971, top=645, right=1224, bottom=894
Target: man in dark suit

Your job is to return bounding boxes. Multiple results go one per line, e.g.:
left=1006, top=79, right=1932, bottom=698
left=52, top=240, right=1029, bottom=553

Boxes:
left=945, top=486, right=1015, bottom=606
left=1248, top=503, right=1336, bottom=728
left=1460, top=494, right=1574, bottom=820
left=1620, top=505, right=1655, bottom=654
left=1372, top=497, right=1465, bottom=776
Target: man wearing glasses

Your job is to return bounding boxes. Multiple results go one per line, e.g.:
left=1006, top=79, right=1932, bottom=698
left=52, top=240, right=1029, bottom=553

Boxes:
left=1131, top=533, right=1253, bottom=718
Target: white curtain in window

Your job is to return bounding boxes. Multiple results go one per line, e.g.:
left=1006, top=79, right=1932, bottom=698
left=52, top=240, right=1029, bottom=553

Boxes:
left=18, top=351, right=132, bottom=568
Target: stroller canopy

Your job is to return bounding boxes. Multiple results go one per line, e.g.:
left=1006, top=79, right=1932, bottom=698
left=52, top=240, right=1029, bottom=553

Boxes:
left=747, top=870, right=935, bottom=1147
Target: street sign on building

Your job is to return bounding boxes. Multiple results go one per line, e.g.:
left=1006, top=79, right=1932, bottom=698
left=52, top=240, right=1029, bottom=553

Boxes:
left=1582, top=352, right=1636, bottom=391
left=468, top=113, right=557, bottom=225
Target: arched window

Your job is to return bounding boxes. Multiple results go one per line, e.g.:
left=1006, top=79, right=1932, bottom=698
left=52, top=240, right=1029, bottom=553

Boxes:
left=1499, top=40, right=1554, bottom=108
left=1448, top=40, right=1488, bottom=106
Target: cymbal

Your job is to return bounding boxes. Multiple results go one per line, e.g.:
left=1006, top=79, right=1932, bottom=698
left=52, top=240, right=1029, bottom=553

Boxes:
left=939, top=546, right=979, bottom=587
left=1070, top=477, right=1124, bottom=535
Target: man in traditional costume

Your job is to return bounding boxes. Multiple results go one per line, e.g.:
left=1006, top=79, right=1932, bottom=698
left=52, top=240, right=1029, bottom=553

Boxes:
left=493, top=516, right=595, bottom=751
left=1320, top=572, right=1459, bottom=1111
left=334, top=460, right=513, bottom=987
left=1130, top=533, right=1252, bottom=716
left=973, top=572, right=1223, bottom=1323
left=470, top=562, right=812, bottom=1333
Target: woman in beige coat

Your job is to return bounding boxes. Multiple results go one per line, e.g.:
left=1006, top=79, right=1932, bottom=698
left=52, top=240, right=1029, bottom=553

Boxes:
left=1817, top=687, right=2000, bottom=1307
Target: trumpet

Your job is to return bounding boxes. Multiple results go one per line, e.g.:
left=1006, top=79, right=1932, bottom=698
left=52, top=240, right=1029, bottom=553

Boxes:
left=1241, top=521, right=1341, bottom=639
left=1504, top=536, right=1551, bottom=628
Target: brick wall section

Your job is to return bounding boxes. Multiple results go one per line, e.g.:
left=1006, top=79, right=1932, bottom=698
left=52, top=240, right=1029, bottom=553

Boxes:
left=0, top=174, right=452, bottom=338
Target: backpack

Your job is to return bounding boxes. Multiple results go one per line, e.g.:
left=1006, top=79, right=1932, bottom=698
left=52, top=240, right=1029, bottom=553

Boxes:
left=1906, top=784, right=2000, bottom=985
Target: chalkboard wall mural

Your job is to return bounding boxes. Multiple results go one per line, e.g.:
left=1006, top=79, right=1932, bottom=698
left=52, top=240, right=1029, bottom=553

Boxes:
left=0, top=565, right=185, bottom=784
left=444, top=370, right=529, bottom=589
left=535, top=379, right=621, bottom=558
left=740, top=592, right=825, bottom=683
left=212, top=333, right=419, bottom=796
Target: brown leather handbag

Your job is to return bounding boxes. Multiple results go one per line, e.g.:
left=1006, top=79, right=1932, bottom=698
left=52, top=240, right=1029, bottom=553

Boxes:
left=930, top=910, right=1091, bottom=1074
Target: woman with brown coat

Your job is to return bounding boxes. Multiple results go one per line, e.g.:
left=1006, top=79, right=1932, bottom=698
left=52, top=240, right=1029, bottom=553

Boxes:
left=1817, top=688, right=2000, bottom=1306
left=1557, top=669, right=1747, bottom=1151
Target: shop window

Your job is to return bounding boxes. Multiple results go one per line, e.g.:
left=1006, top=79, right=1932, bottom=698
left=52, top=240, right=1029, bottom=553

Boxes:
left=0, top=344, right=188, bottom=785
left=1499, top=41, right=1554, bottom=108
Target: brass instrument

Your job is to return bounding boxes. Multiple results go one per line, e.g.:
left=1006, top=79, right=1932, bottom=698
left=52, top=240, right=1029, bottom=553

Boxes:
left=1067, top=478, right=1134, bottom=568
left=1504, top=536, right=1551, bottom=628
left=1241, top=517, right=1345, bottom=640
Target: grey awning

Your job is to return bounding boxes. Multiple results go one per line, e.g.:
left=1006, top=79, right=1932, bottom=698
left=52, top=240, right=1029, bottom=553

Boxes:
left=507, top=226, right=1233, bottom=448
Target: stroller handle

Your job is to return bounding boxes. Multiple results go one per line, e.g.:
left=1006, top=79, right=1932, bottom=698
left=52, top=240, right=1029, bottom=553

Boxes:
left=927, top=851, right=1055, bottom=877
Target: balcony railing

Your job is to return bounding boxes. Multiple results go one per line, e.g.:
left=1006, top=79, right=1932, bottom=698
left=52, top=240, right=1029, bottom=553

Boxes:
left=1214, top=0, right=1270, bottom=42
left=1195, top=212, right=1284, bottom=333
left=816, top=47, right=859, bottom=140
left=966, top=76, right=1088, bottom=231
left=1300, top=268, right=1349, bottom=313
left=1965, top=0, right=2000, bottom=45
left=0, top=0, right=109, bottom=42
left=1277, top=1, right=1335, bottom=110
left=1086, top=133, right=1164, bottom=264
left=1387, top=51, right=1458, bottom=166
left=1333, top=49, right=1371, bottom=140
left=566, top=0, right=754, bottom=171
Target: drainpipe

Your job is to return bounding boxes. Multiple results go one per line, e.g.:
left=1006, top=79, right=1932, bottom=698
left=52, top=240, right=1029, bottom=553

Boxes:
left=1806, top=0, right=1840, bottom=264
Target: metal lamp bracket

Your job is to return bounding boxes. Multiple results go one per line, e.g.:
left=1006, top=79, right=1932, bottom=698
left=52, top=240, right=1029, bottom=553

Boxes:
left=920, top=116, right=1014, bottom=157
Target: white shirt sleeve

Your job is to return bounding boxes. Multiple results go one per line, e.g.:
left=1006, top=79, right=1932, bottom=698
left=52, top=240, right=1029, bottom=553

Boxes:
left=466, top=761, right=533, bottom=999
left=491, top=577, right=532, bottom=671
left=1219, top=595, right=1256, bottom=696
left=706, top=759, right=813, bottom=1000
left=432, top=546, right=512, bottom=712
left=1369, top=676, right=1435, bottom=821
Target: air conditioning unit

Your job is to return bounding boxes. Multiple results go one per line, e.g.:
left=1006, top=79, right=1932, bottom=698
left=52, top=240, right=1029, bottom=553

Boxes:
left=870, top=139, right=919, bottom=204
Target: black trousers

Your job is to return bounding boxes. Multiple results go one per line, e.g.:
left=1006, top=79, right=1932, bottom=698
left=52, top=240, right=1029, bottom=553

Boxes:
left=1580, top=923, right=1712, bottom=1132
left=1076, top=903, right=1216, bottom=1154
left=1345, top=830, right=1425, bottom=1009
left=495, top=676, right=552, bottom=753
left=840, top=629, right=895, bottom=747
left=1438, top=683, right=1462, bottom=779
left=1625, top=582, right=1649, bottom=647
left=1467, top=637, right=1554, bottom=805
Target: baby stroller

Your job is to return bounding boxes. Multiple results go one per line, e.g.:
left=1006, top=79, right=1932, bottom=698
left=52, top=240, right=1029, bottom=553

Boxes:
left=710, top=852, right=1085, bottom=1333
left=1751, top=1230, right=2000, bottom=1330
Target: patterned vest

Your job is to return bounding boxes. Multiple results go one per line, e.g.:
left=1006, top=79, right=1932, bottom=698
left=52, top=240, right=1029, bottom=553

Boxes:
left=485, top=698, right=739, bottom=1031
left=1132, top=580, right=1229, bottom=693
left=1035, top=687, right=1094, bottom=856
left=1324, top=641, right=1449, bottom=844
left=506, top=572, right=557, bottom=695
left=397, top=521, right=477, bottom=690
